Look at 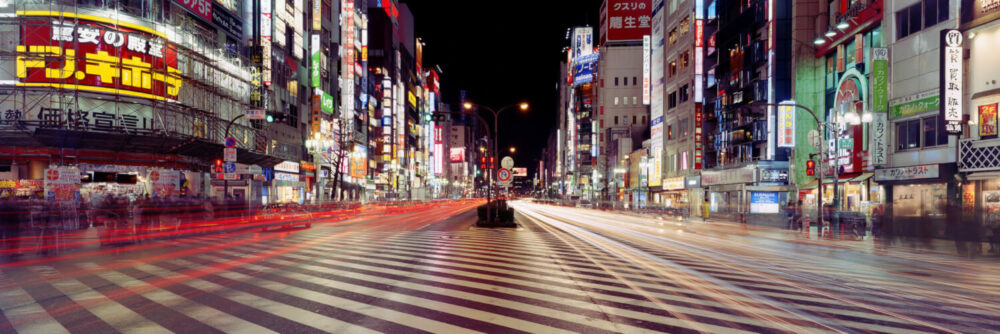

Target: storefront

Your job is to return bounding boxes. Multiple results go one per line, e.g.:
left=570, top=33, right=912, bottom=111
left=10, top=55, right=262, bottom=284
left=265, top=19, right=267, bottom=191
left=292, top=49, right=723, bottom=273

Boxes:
left=660, top=177, right=687, bottom=213
left=876, top=164, right=954, bottom=239
left=702, top=166, right=756, bottom=217
left=270, top=161, right=304, bottom=204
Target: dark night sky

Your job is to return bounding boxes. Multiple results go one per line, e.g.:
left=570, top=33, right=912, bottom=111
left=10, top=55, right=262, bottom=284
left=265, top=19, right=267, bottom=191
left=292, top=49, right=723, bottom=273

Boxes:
left=405, top=1, right=603, bottom=176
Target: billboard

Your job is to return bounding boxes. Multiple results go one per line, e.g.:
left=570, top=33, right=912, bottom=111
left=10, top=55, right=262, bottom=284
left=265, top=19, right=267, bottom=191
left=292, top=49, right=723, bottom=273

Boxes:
left=648, top=0, right=664, bottom=187
left=572, top=27, right=593, bottom=60
left=450, top=147, right=465, bottom=163
left=777, top=102, right=794, bottom=148
left=513, top=167, right=528, bottom=177
left=601, top=0, right=652, bottom=44
left=642, top=35, right=651, bottom=105
left=17, top=19, right=182, bottom=101
left=573, top=53, right=599, bottom=86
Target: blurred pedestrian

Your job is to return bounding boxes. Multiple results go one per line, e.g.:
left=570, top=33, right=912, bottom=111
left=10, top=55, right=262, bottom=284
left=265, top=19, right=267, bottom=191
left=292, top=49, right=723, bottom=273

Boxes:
left=0, top=199, right=22, bottom=257
left=870, top=204, right=884, bottom=238
left=701, top=198, right=710, bottom=222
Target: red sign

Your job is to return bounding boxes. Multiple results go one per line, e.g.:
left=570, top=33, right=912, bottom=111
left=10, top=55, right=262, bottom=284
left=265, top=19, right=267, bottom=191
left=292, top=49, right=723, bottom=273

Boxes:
left=18, top=19, right=181, bottom=100
left=449, top=147, right=465, bottom=163
left=434, top=125, right=443, bottom=144
left=381, top=0, right=399, bottom=19
left=694, top=103, right=703, bottom=170
left=695, top=19, right=704, bottom=47
left=981, top=104, right=998, bottom=137
left=46, top=169, right=60, bottom=182
left=601, top=0, right=652, bottom=44
left=174, top=0, right=213, bottom=23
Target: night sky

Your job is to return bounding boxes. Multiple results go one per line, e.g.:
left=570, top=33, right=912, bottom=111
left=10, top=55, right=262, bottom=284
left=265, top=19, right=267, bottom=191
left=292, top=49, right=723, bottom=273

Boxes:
left=405, top=1, right=603, bottom=176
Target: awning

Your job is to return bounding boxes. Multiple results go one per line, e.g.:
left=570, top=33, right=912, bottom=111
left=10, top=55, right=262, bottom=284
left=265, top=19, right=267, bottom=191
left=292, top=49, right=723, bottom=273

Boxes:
left=966, top=171, right=1000, bottom=181
left=850, top=172, right=874, bottom=182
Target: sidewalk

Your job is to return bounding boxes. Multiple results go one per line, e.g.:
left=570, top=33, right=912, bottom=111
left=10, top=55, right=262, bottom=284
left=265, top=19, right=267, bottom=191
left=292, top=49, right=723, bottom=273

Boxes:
left=610, top=208, right=1000, bottom=260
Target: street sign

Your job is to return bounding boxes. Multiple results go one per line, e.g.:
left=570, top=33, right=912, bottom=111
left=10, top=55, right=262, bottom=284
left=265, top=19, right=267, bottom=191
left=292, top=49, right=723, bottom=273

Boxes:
left=501, top=156, right=514, bottom=169
left=224, top=137, right=237, bottom=148
left=498, top=168, right=512, bottom=182
left=223, top=173, right=239, bottom=180
left=224, top=148, right=237, bottom=162
left=245, top=109, right=266, bottom=120
left=224, top=162, right=237, bottom=173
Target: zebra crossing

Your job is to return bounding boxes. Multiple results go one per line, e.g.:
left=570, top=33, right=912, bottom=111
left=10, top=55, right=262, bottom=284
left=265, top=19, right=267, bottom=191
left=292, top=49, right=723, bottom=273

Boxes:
left=1, top=203, right=998, bottom=333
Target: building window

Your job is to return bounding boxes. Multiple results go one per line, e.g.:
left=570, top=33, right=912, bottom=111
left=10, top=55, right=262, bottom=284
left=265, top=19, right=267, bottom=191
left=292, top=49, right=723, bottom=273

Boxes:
left=633, top=77, right=638, bottom=86
left=668, top=124, right=673, bottom=140
left=679, top=16, right=690, bottom=35
left=668, top=91, right=677, bottom=109
left=669, top=60, right=677, bottom=77
left=896, top=119, right=921, bottom=150
left=600, top=119, right=604, bottom=128
left=680, top=117, right=690, bottom=137
left=679, top=85, right=689, bottom=103
left=614, top=97, right=619, bottom=105
left=623, top=77, right=628, bottom=86
left=896, top=0, right=949, bottom=40
left=633, top=116, right=637, bottom=124
left=615, top=77, right=619, bottom=86
left=642, top=116, right=647, bottom=124
left=668, top=28, right=678, bottom=46
left=623, top=96, right=629, bottom=105
left=615, top=116, right=619, bottom=125
left=633, top=96, right=638, bottom=104
left=922, top=117, right=941, bottom=147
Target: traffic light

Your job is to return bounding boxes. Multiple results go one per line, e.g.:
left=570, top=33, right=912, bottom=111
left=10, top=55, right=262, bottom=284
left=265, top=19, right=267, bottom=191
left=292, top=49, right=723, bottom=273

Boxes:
left=266, top=112, right=286, bottom=123
left=214, top=159, right=223, bottom=174
left=805, top=159, right=816, bottom=176
left=480, top=156, right=486, bottom=171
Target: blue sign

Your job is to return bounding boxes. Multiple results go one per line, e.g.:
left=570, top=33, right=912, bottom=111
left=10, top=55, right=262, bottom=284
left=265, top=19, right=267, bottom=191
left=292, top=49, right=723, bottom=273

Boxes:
left=224, top=162, right=237, bottom=173
left=750, top=192, right=780, bottom=214
left=572, top=53, right=599, bottom=86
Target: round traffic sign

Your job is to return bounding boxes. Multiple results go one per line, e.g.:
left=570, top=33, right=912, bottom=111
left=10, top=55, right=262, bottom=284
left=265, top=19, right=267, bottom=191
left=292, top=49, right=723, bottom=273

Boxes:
left=498, top=168, right=512, bottom=182
left=224, top=136, right=237, bottom=148
left=501, top=156, right=514, bottom=169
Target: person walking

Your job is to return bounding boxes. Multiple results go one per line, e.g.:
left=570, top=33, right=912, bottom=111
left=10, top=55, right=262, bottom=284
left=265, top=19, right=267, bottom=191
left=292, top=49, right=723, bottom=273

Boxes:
left=701, top=198, right=710, bottom=222
left=0, top=199, right=22, bottom=258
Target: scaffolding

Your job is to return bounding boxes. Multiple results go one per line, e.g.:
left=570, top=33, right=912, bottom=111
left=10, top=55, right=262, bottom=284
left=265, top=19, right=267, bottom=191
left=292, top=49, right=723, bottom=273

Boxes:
left=0, top=1, right=269, bottom=168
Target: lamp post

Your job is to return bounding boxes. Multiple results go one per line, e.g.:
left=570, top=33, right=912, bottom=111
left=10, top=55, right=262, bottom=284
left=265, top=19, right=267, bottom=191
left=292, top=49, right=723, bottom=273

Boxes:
left=463, top=101, right=530, bottom=224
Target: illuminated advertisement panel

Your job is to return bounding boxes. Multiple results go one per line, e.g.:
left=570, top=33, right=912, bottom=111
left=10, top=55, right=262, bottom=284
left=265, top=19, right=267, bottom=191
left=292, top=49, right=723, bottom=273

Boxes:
left=17, top=19, right=181, bottom=101
left=602, top=0, right=652, bottom=44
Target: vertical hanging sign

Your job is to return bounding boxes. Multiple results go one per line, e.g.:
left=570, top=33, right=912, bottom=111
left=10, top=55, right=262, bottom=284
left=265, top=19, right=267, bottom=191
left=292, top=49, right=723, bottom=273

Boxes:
left=942, top=29, right=963, bottom=134
left=642, top=35, right=651, bottom=105
left=871, top=47, right=889, bottom=166
left=777, top=102, right=795, bottom=148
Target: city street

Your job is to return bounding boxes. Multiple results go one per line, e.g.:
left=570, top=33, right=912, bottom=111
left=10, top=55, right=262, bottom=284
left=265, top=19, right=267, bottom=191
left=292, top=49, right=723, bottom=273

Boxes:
left=2, top=201, right=998, bottom=333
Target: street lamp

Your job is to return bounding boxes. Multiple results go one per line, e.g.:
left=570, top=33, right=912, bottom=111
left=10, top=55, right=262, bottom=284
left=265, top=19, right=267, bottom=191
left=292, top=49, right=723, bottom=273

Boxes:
left=509, top=147, right=516, bottom=154
left=463, top=101, right=530, bottom=224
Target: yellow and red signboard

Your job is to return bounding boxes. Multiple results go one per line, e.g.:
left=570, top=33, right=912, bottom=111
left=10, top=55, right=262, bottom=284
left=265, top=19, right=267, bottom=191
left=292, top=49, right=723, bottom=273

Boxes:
left=16, top=18, right=182, bottom=101
left=980, top=103, right=998, bottom=137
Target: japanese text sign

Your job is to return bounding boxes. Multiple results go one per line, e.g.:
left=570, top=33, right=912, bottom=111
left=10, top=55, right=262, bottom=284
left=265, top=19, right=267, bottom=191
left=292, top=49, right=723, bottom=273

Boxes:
left=17, top=19, right=181, bottom=101
left=603, top=0, right=652, bottom=43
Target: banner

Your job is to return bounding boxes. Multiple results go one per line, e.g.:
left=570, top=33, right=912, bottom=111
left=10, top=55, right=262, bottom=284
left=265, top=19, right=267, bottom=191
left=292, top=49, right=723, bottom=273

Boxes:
left=149, top=169, right=181, bottom=197
left=872, top=47, right=889, bottom=112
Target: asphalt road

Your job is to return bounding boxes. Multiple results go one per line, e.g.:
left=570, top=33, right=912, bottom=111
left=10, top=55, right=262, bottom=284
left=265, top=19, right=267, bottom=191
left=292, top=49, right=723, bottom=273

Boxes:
left=1, top=200, right=998, bottom=333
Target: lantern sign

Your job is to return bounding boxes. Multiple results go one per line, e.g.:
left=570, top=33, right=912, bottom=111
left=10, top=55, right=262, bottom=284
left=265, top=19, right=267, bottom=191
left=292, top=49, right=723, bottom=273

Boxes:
left=941, top=29, right=963, bottom=134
